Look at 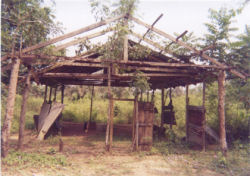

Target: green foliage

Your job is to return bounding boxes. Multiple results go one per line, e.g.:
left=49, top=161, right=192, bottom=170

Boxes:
left=130, top=71, right=151, bottom=95
left=2, top=150, right=68, bottom=169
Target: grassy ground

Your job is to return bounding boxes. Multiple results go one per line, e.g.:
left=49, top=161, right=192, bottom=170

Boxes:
left=2, top=130, right=249, bottom=176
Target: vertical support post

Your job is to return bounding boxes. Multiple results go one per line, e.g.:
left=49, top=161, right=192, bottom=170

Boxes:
left=202, top=81, right=206, bottom=151
left=105, top=65, right=112, bottom=151
left=44, top=85, right=48, bottom=102
left=1, top=57, right=21, bottom=157
left=218, top=70, right=227, bottom=155
left=109, top=96, right=114, bottom=150
left=169, top=88, right=173, bottom=129
left=123, top=17, right=128, bottom=62
left=49, top=87, right=53, bottom=103
left=186, top=85, right=189, bottom=142
left=160, top=88, right=164, bottom=136
left=147, top=91, right=149, bottom=102
left=86, top=86, right=94, bottom=133
left=151, top=89, right=155, bottom=103
left=135, top=95, right=139, bottom=151
left=18, top=69, right=32, bottom=150
left=61, top=85, right=64, bottom=104
left=53, top=86, right=57, bottom=101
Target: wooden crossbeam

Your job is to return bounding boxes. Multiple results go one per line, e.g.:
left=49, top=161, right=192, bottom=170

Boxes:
left=54, top=28, right=113, bottom=51
left=1, top=14, right=126, bottom=61
left=131, top=32, right=180, bottom=62
left=166, top=30, right=188, bottom=49
left=41, top=72, right=194, bottom=79
left=130, top=16, right=246, bottom=79
left=138, top=13, right=163, bottom=44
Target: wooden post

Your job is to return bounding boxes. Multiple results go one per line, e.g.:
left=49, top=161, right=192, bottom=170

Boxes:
left=86, top=86, right=94, bottom=133
left=202, top=82, right=206, bottom=151
left=1, top=57, right=21, bottom=157
left=135, top=95, right=139, bottom=151
left=147, top=91, right=149, bottom=102
left=49, top=87, right=53, bottom=103
left=151, top=89, right=155, bottom=103
left=218, top=70, right=227, bottom=155
left=53, top=86, right=57, bottom=101
left=44, top=85, right=48, bottom=102
left=61, top=85, right=64, bottom=104
left=169, top=88, right=173, bottom=129
left=109, top=96, right=114, bottom=150
left=186, top=85, right=189, bottom=142
left=18, top=69, right=32, bottom=150
left=105, top=65, right=111, bottom=151
left=160, top=88, right=164, bottom=136
left=123, top=15, right=129, bottom=61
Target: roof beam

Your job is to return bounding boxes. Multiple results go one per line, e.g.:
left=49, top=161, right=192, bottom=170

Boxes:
left=53, top=28, right=113, bottom=51
left=138, top=13, right=163, bottom=44
left=1, top=14, right=126, bottom=61
left=130, top=16, right=246, bottom=79
left=131, top=32, right=180, bottom=62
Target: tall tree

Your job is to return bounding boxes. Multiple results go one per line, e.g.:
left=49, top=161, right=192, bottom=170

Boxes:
left=1, top=0, right=61, bottom=157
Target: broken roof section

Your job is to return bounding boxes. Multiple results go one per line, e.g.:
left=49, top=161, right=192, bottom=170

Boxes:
left=2, top=13, right=247, bottom=88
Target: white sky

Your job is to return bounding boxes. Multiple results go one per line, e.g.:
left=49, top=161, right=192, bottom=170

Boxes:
left=46, top=0, right=250, bottom=56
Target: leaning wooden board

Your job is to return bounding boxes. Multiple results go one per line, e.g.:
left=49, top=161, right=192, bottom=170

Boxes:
left=37, top=102, right=64, bottom=140
left=38, top=102, right=51, bottom=132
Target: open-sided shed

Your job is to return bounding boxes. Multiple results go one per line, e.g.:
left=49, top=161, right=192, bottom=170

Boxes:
left=1, top=12, right=247, bottom=156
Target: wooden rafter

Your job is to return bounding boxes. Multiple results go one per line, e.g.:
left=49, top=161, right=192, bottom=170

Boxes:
left=130, top=16, right=246, bottom=79
left=53, top=27, right=114, bottom=51
left=131, top=32, right=183, bottom=62
left=1, top=14, right=126, bottom=61
left=138, top=13, right=163, bottom=44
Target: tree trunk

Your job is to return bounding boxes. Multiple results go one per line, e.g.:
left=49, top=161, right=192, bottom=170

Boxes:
left=18, top=69, right=32, bottom=150
left=1, top=58, right=21, bottom=157
left=218, top=70, right=227, bottom=155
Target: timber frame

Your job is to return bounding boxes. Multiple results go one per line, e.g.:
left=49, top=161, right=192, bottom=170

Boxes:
left=1, top=13, right=248, bottom=155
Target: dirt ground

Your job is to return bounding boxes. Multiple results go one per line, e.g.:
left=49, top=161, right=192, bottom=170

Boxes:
left=1, top=124, right=245, bottom=176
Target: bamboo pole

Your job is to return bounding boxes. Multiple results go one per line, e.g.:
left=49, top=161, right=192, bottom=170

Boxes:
left=202, top=82, right=206, bottom=151
left=186, top=85, right=189, bottom=142
left=218, top=70, right=227, bottom=155
left=18, top=69, right=32, bottom=150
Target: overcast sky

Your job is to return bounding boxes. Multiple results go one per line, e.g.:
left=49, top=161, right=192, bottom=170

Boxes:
left=47, top=0, right=250, bottom=56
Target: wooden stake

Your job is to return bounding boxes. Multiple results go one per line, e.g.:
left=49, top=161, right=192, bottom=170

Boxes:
left=218, top=70, right=227, bottom=155
left=18, top=69, right=32, bottom=150
left=186, top=85, right=189, bottom=142
left=202, top=82, right=206, bottom=151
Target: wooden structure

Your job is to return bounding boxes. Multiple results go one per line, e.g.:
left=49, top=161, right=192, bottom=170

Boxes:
left=1, top=12, right=248, bottom=156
